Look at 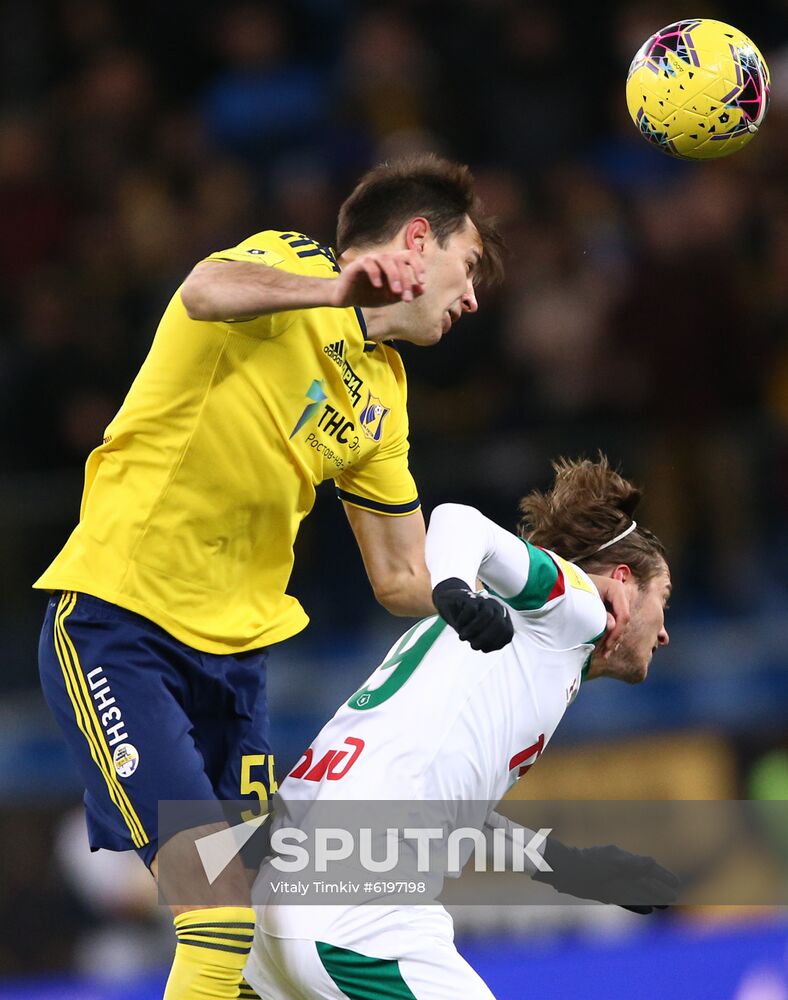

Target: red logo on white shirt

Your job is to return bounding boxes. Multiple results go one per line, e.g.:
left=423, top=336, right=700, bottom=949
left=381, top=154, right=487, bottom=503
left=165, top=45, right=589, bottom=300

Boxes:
left=290, top=737, right=365, bottom=782
left=509, top=733, right=545, bottom=778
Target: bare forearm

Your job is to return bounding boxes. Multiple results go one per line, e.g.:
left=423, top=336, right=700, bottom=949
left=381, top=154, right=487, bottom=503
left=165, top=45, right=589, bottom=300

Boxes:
left=375, top=569, right=435, bottom=618
left=180, top=261, right=338, bottom=321
left=181, top=246, right=428, bottom=322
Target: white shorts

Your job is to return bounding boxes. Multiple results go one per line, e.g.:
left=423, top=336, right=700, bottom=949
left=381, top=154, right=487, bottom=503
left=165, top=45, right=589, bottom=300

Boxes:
left=244, top=923, right=496, bottom=1000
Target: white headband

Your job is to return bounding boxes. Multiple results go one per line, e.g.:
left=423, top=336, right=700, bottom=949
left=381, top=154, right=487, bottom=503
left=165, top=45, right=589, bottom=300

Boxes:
left=594, top=520, right=638, bottom=554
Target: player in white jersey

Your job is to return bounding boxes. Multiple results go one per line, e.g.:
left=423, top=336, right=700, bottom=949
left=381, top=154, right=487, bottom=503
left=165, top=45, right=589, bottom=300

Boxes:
left=245, top=457, right=677, bottom=999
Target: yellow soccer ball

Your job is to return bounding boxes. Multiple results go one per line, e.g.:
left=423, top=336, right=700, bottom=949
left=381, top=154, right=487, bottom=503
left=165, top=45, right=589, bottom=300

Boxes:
left=626, top=19, right=770, bottom=159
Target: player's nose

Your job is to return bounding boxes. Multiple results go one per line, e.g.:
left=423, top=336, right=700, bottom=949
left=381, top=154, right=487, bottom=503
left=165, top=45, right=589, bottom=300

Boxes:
left=461, top=281, right=478, bottom=314
left=658, top=626, right=670, bottom=647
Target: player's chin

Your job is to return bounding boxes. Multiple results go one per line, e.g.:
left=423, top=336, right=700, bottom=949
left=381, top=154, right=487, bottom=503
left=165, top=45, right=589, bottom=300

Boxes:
left=627, top=658, right=650, bottom=684
left=434, top=310, right=455, bottom=339
left=421, top=323, right=446, bottom=346
left=613, top=653, right=650, bottom=684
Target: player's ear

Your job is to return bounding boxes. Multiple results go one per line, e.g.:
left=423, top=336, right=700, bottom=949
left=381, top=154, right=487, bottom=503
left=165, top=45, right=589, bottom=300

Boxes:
left=404, top=217, right=430, bottom=252
left=611, top=564, right=633, bottom=584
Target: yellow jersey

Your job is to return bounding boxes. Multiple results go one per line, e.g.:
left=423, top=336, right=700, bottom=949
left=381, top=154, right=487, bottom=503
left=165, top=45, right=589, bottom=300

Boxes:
left=34, top=231, right=420, bottom=653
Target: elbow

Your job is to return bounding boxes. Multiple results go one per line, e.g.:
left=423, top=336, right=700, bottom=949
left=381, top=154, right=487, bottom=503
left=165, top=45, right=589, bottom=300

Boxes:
left=180, top=269, right=219, bottom=321
left=371, top=572, right=433, bottom=618
left=429, top=502, right=474, bottom=523
left=372, top=580, right=407, bottom=615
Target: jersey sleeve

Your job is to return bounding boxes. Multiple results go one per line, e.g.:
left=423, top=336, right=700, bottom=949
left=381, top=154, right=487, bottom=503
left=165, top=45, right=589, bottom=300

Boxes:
left=335, top=347, right=420, bottom=516
left=425, top=503, right=567, bottom=609
left=203, top=230, right=340, bottom=275
left=203, top=232, right=289, bottom=269
left=425, top=504, right=533, bottom=595
left=426, top=504, right=608, bottom=644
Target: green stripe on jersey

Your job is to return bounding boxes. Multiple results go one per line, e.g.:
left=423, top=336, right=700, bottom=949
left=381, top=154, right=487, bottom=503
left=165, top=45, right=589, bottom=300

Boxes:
left=581, top=626, right=607, bottom=680
left=499, top=540, right=559, bottom=611
left=347, top=617, right=446, bottom=711
left=316, top=941, right=418, bottom=999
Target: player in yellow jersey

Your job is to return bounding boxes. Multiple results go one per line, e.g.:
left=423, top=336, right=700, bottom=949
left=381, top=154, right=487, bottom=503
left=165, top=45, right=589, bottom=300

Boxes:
left=33, top=155, right=505, bottom=1000
left=34, top=155, right=628, bottom=999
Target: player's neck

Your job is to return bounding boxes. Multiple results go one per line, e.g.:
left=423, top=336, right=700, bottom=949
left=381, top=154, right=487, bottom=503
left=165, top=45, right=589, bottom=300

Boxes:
left=359, top=306, right=406, bottom=343
left=338, top=246, right=412, bottom=344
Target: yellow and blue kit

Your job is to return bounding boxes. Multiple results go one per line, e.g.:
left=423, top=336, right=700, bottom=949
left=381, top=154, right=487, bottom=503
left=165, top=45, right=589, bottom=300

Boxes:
left=35, top=231, right=421, bottom=860
left=35, top=230, right=420, bottom=653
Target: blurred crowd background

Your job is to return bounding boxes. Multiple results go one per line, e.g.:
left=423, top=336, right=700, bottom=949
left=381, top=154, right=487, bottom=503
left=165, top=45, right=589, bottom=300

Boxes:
left=1, top=0, right=787, bottom=995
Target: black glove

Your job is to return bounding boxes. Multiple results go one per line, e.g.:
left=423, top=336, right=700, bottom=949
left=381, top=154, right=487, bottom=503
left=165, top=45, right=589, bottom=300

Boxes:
left=432, top=577, right=514, bottom=653
left=533, top=838, right=680, bottom=914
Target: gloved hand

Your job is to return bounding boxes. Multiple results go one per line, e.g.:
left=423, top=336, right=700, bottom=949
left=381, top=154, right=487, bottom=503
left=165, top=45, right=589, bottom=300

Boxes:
left=432, top=578, right=514, bottom=653
left=532, top=838, right=680, bottom=914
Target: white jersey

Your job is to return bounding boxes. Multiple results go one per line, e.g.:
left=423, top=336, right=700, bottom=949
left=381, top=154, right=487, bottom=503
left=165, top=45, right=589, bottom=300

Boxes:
left=253, top=503, right=606, bottom=952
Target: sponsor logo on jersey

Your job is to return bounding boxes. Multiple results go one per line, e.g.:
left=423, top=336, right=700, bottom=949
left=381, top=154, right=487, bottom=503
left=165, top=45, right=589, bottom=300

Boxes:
left=324, top=339, right=345, bottom=364
left=359, top=391, right=390, bottom=441
left=112, top=742, right=140, bottom=778
left=324, top=339, right=363, bottom=407
left=316, top=403, right=356, bottom=445
left=291, top=378, right=365, bottom=469
left=303, top=402, right=361, bottom=470
left=290, top=379, right=328, bottom=439
left=553, top=554, right=595, bottom=595
left=508, top=733, right=545, bottom=778
left=240, top=248, right=285, bottom=266
left=290, top=737, right=366, bottom=782
left=342, top=366, right=363, bottom=408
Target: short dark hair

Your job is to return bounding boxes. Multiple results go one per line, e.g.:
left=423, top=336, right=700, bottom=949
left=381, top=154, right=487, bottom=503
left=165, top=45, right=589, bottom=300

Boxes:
left=336, top=154, right=505, bottom=286
left=517, top=455, right=667, bottom=585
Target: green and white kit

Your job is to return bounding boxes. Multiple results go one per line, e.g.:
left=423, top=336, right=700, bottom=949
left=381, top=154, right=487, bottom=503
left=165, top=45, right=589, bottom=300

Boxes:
left=246, top=503, right=607, bottom=999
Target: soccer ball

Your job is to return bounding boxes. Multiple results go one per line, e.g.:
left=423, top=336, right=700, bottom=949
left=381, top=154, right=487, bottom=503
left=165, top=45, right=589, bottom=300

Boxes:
left=626, top=19, right=770, bottom=159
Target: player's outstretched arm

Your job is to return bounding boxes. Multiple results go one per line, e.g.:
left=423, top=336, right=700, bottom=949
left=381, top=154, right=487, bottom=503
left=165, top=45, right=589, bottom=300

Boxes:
left=532, top=836, right=680, bottom=914
left=426, top=503, right=531, bottom=597
left=180, top=250, right=425, bottom=322
left=483, top=814, right=679, bottom=913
